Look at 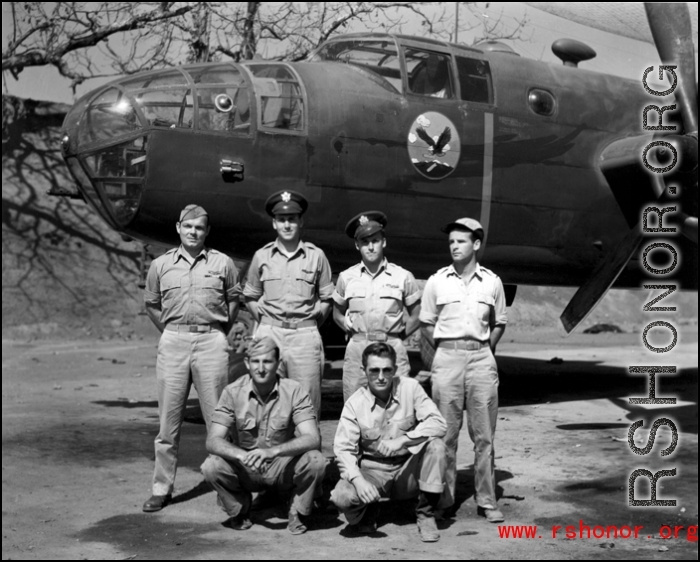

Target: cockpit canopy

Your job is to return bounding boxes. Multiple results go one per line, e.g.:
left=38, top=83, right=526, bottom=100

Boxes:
left=309, top=34, right=493, bottom=104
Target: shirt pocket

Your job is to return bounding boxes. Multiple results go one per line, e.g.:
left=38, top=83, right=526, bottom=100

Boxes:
left=477, top=293, right=495, bottom=326
left=295, top=270, right=317, bottom=299
left=268, top=415, right=290, bottom=446
left=346, top=287, right=367, bottom=312
left=160, top=276, right=182, bottom=308
left=379, top=286, right=403, bottom=315
left=261, top=267, right=284, bottom=302
left=201, top=275, right=225, bottom=309
left=359, top=424, right=382, bottom=451
left=389, top=414, right=416, bottom=439
left=235, top=415, right=258, bottom=450
left=436, top=292, right=463, bottom=323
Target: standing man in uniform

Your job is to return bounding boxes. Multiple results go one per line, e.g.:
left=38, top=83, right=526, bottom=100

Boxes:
left=243, top=190, right=334, bottom=418
left=419, top=218, right=507, bottom=523
left=142, top=204, right=240, bottom=512
left=333, top=211, right=421, bottom=402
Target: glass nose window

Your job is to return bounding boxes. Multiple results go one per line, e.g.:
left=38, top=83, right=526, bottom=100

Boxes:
left=78, top=87, right=141, bottom=145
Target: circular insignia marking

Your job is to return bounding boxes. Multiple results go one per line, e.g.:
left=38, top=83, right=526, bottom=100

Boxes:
left=407, top=111, right=461, bottom=179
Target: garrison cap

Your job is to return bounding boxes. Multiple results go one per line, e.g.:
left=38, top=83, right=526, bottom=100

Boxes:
left=441, top=217, right=484, bottom=241
left=246, top=336, right=279, bottom=359
left=179, top=204, right=208, bottom=222
left=265, top=190, right=308, bottom=217
left=345, top=211, right=387, bottom=240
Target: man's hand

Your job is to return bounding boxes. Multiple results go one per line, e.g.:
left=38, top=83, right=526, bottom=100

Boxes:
left=376, top=436, right=407, bottom=457
left=352, top=476, right=381, bottom=504
left=242, top=448, right=276, bottom=472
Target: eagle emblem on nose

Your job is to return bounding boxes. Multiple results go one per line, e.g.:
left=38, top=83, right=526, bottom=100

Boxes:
left=416, top=125, right=451, bottom=157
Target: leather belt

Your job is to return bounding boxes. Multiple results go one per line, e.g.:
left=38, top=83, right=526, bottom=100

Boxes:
left=362, top=455, right=411, bottom=466
left=352, top=331, right=402, bottom=342
left=437, top=339, right=488, bottom=351
left=165, top=324, right=219, bottom=333
left=260, top=317, right=317, bottom=330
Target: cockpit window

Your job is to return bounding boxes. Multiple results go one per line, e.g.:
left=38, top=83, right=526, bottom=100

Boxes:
left=405, top=49, right=454, bottom=99
left=455, top=56, right=492, bottom=104
left=246, top=64, right=304, bottom=131
left=133, top=88, right=193, bottom=129
left=312, top=40, right=402, bottom=93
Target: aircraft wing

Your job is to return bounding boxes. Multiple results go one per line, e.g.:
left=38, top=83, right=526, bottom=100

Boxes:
left=522, top=2, right=698, bottom=48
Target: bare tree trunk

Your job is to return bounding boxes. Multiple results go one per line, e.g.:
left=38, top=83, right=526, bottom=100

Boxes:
left=241, top=2, right=260, bottom=60
left=188, top=2, right=211, bottom=63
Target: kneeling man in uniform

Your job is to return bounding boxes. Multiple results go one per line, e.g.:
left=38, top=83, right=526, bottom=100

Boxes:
left=202, top=337, right=325, bottom=534
left=331, top=343, right=448, bottom=542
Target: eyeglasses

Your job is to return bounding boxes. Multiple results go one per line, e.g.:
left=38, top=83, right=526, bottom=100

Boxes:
left=367, top=367, right=395, bottom=377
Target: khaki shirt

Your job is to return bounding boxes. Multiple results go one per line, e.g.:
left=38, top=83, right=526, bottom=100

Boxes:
left=334, top=377, right=446, bottom=482
left=333, top=260, right=421, bottom=334
left=144, top=246, right=239, bottom=326
left=419, top=263, right=507, bottom=341
left=212, top=375, right=316, bottom=450
left=243, top=240, right=334, bottom=322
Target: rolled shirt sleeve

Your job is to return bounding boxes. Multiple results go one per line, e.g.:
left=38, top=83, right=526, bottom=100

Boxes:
left=493, top=276, right=508, bottom=326
left=403, top=270, right=422, bottom=308
left=332, top=271, right=348, bottom=307
left=143, top=260, right=161, bottom=306
left=242, top=251, right=263, bottom=300
left=291, top=385, right=317, bottom=427
left=211, top=387, right=237, bottom=429
left=317, top=252, right=334, bottom=301
left=418, top=275, right=438, bottom=325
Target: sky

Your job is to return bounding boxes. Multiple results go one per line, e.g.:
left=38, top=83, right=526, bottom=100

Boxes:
left=1, top=2, right=696, bottom=104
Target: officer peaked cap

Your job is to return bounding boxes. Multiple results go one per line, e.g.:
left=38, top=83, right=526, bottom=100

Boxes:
left=265, top=190, right=308, bottom=217
left=345, top=211, right=388, bottom=240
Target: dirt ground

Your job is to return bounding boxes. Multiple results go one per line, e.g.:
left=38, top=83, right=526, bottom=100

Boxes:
left=2, top=328, right=698, bottom=560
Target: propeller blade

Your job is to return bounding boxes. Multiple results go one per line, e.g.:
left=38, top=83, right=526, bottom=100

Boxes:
left=645, top=3, right=698, bottom=134
left=560, top=226, right=643, bottom=333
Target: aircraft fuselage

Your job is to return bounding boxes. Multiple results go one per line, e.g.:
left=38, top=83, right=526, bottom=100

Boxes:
left=60, top=33, right=696, bottom=287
